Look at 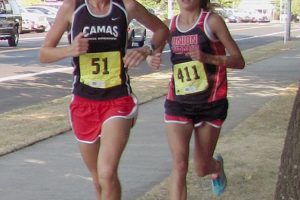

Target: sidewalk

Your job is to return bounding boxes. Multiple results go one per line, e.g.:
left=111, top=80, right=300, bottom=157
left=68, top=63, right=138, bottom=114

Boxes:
left=137, top=40, right=300, bottom=200
left=0, top=39, right=299, bottom=200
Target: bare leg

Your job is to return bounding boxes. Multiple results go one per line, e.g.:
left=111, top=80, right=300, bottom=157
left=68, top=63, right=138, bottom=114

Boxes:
left=78, top=140, right=102, bottom=200
left=97, top=118, right=132, bottom=200
left=193, top=123, right=221, bottom=177
left=166, top=123, right=194, bottom=200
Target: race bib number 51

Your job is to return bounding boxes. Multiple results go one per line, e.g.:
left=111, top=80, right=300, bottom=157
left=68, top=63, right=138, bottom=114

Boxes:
left=79, top=51, right=121, bottom=88
left=174, top=60, right=208, bottom=95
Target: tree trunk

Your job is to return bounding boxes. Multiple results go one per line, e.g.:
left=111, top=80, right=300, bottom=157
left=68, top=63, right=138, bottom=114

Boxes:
left=274, top=83, right=300, bottom=200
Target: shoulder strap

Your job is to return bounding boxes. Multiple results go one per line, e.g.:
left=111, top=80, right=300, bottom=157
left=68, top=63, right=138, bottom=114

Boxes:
left=169, top=15, right=178, bottom=32
left=198, top=10, right=209, bottom=31
left=112, top=0, right=125, bottom=8
left=75, top=0, right=85, bottom=10
left=200, top=11, right=219, bottom=42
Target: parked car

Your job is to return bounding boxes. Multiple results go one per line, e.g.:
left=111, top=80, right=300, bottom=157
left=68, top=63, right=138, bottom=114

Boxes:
left=249, top=11, right=270, bottom=23
left=20, top=7, right=49, bottom=33
left=26, top=5, right=58, bottom=18
left=25, top=6, right=57, bottom=30
left=224, top=8, right=251, bottom=23
left=0, top=0, right=22, bottom=46
left=214, top=8, right=237, bottom=23
left=21, top=16, right=33, bottom=33
left=36, top=1, right=62, bottom=10
left=127, top=19, right=146, bottom=48
left=234, top=10, right=251, bottom=23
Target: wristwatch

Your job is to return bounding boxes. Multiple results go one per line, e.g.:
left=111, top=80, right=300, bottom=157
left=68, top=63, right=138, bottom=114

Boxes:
left=144, top=43, right=155, bottom=56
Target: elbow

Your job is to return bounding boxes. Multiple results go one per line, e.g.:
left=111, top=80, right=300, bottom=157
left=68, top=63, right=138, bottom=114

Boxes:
left=233, top=55, right=245, bottom=69
left=238, top=58, right=246, bottom=69
left=158, top=23, right=170, bottom=40
left=38, top=49, right=45, bottom=63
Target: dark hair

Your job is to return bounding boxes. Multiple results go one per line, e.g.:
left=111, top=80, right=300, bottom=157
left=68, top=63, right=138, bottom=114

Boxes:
left=200, top=0, right=219, bottom=11
left=200, top=0, right=210, bottom=10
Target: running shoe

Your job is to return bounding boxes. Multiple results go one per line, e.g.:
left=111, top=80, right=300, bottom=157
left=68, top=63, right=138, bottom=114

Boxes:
left=211, top=154, right=227, bottom=196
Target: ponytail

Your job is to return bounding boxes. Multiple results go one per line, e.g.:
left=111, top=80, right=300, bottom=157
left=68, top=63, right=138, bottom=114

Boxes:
left=200, top=0, right=219, bottom=11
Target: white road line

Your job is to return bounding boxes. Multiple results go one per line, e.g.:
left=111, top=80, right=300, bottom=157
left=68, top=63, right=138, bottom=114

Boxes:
left=0, top=67, right=72, bottom=83
left=0, top=47, right=40, bottom=53
left=229, top=24, right=281, bottom=31
left=234, top=28, right=300, bottom=41
left=20, top=36, right=46, bottom=41
left=0, top=44, right=67, bottom=53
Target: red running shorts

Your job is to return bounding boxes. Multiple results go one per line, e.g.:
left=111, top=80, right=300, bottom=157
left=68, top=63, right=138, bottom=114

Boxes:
left=69, top=95, right=138, bottom=143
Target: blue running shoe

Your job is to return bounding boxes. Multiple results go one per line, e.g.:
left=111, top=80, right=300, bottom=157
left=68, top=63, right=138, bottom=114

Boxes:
left=211, top=154, right=227, bottom=196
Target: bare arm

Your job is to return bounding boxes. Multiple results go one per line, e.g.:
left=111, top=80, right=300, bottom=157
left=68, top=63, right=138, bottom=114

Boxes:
left=39, top=0, right=88, bottom=63
left=122, top=0, right=169, bottom=68
left=124, top=0, right=169, bottom=52
left=206, top=13, right=245, bottom=69
left=188, top=13, right=245, bottom=69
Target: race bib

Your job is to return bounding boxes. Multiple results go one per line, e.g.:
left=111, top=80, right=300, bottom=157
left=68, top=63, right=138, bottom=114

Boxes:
left=79, top=51, right=122, bottom=88
left=173, top=60, right=208, bottom=95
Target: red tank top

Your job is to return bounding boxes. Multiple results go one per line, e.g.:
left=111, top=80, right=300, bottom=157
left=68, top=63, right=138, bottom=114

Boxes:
left=167, top=10, right=227, bottom=104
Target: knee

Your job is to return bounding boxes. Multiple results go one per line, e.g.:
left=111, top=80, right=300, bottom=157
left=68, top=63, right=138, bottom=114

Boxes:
left=98, top=166, right=117, bottom=186
left=172, top=159, right=189, bottom=176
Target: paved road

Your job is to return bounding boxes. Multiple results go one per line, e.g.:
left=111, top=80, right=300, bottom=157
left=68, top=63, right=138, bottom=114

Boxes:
left=0, top=43, right=299, bottom=199
left=1, top=23, right=300, bottom=114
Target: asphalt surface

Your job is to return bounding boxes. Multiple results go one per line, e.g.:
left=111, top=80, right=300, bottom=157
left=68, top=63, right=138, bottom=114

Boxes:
left=0, top=41, right=299, bottom=199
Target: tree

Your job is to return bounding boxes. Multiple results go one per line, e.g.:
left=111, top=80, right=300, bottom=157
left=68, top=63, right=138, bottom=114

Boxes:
left=212, top=0, right=241, bottom=8
left=274, top=0, right=300, bottom=17
left=274, top=85, right=300, bottom=200
left=292, top=0, right=300, bottom=16
left=137, top=0, right=179, bottom=20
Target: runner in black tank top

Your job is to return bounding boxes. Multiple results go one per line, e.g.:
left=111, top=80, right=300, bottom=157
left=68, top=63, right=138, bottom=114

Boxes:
left=39, top=0, right=169, bottom=199
left=70, top=0, right=131, bottom=100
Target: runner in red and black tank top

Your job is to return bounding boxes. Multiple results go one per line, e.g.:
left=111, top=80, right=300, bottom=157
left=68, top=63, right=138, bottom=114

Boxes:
left=70, top=0, right=131, bottom=100
left=167, top=10, right=228, bottom=104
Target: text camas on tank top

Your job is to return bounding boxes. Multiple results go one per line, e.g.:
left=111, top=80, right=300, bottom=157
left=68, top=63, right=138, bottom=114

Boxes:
left=70, top=0, right=131, bottom=100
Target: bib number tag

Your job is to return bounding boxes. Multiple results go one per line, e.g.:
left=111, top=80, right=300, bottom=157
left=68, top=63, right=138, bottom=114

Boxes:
left=79, top=51, right=121, bottom=88
left=174, top=61, right=208, bottom=95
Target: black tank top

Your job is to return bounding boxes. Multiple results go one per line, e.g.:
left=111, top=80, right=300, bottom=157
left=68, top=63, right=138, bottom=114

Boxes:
left=69, top=0, right=131, bottom=100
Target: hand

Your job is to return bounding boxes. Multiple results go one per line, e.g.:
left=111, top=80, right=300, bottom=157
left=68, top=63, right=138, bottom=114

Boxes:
left=70, top=32, right=89, bottom=57
left=186, top=48, right=207, bottom=63
left=146, top=53, right=162, bottom=70
left=123, top=47, right=149, bottom=68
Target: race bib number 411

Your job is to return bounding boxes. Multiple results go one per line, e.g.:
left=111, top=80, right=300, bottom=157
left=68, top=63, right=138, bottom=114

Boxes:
left=174, top=60, right=208, bottom=95
left=79, top=51, right=122, bottom=88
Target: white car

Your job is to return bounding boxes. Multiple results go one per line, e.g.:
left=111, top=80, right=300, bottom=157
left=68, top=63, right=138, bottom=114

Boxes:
left=26, top=5, right=58, bottom=30
left=37, top=2, right=62, bottom=10
left=20, top=7, right=49, bottom=33
left=26, top=5, right=58, bottom=18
